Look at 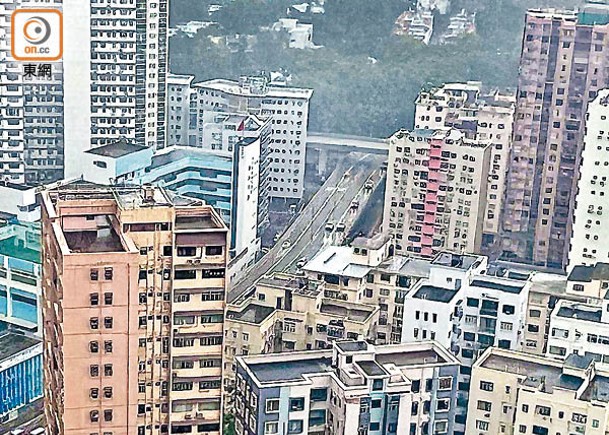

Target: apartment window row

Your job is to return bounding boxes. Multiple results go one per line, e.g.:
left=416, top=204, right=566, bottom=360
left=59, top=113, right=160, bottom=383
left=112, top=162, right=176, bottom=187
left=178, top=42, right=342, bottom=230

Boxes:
left=89, top=387, right=113, bottom=399
left=90, top=267, right=113, bottom=281
left=89, top=409, right=113, bottom=423
left=89, top=340, right=113, bottom=353
left=174, top=268, right=225, bottom=280
left=90, top=364, right=113, bottom=377
left=414, top=311, right=438, bottom=323
left=173, top=290, right=224, bottom=303
left=89, top=317, right=114, bottom=329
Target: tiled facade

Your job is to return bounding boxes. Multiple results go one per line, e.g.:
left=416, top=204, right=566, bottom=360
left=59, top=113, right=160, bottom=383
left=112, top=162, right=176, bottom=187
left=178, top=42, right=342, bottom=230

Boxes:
left=41, top=183, right=228, bottom=435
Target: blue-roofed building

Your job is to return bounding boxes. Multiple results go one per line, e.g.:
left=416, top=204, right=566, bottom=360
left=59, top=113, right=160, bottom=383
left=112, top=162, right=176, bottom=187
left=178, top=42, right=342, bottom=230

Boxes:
left=234, top=340, right=460, bottom=435
left=0, top=221, right=41, bottom=334
left=0, top=331, right=43, bottom=423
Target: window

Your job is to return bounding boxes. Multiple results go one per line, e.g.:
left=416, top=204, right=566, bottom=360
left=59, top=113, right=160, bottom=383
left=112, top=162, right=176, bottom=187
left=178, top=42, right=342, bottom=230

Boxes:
left=529, top=309, right=541, bottom=318
left=476, top=420, right=489, bottom=431
left=265, top=422, right=279, bottom=434
left=175, top=269, right=197, bottom=280
left=90, top=365, right=99, bottom=377
left=104, top=268, right=113, bottom=280
left=104, top=341, right=113, bottom=353
left=434, top=421, right=448, bottom=434
left=177, top=246, right=196, bottom=257
left=536, top=405, right=550, bottom=416
left=266, top=399, right=280, bottom=413
left=411, top=380, right=420, bottom=392
left=438, top=377, right=452, bottom=390
left=104, top=409, right=113, bottom=422
left=206, top=246, right=223, bottom=256
left=289, top=397, right=305, bottom=411
left=372, top=399, right=382, bottom=408
left=309, top=409, right=326, bottom=427
left=103, top=387, right=113, bottom=399
left=436, top=399, right=450, bottom=411
left=90, top=388, right=99, bottom=399
left=90, top=269, right=99, bottom=281
left=532, top=426, right=548, bottom=435
left=287, top=420, right=303, bottom=434
left=549, top=346, right=566, bottom=356
left=500, top=322, right=513, bottom=331
left=370, top=422, right=380, bottom=431
left=90, top=317, right=99, bottom=329
left=502, top=304, right=515, bottom=315
left=104, top=317, right=113, bottom=329
left=467, top=298, right=479, bottom=307
left=477, top=401, right=492, bottom=411
left=104, top=364, right=113, bottom=376
left=311, top=388, right=327, bottom=401
left=90, top=410, right=99, bottom=422
left=519, top=425, right=526, bottom=433
left=89, top=341, right=99, bottom=353
left=522, top=404, right=529, bottom=413
left=479, top=381, right=494, bottom=392
left=90, top=293, right=99, bottom=306
left=104, top=292, right=113, bottom=305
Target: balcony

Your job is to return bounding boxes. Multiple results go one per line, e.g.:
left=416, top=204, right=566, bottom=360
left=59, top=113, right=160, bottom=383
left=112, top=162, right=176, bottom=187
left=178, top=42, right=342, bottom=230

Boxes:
left=170, top=409, right=220, bottom=424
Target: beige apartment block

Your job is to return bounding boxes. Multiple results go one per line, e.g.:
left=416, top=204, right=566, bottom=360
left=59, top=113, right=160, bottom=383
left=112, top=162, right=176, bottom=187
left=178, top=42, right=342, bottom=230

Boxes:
left=415, top=82, right=515, bottom=247
left=222, top=273, right=380, bottom=404
left=41, top=182, right=228, bottom=435
left=466, top=347, right=609, bottom=435
left=383, top=128, right=491, bottom=257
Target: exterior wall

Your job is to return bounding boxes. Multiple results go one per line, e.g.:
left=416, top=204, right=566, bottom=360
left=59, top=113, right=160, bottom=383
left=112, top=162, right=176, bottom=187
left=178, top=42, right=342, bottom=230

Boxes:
left=0, top=342, right=43, bottom=420
left=383, top=129, right=491, bottom=257
left=401, top=295, right=459, bottom=349
left=503, top=8, right=609, bottom=268
left=0, top=223, right=41, bottom=333
left=569, top=90, right=609, bottom=270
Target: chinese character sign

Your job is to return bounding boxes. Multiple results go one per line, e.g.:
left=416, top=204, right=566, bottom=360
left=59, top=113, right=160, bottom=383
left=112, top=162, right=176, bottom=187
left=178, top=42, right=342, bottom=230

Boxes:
left=11, top=9, right=63, bottom=61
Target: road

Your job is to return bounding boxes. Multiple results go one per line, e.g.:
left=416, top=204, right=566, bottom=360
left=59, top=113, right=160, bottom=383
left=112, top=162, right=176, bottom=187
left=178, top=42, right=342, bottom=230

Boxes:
left=307, top=132, right=389, bottom=154
left=228, top=154, right=384, bottom=302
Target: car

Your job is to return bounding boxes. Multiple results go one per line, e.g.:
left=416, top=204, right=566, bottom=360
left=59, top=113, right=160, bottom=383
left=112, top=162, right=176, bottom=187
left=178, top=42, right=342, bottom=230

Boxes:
left=282, top=240, right=291, bottom=250
left=365, top=181, right=374, bottom=189
left=296, top=257, right=308, bottom=268
left=351, top=200, right=360, bottom=209
left=336, top=222, right=346, bottom=232
left=325, top=222, right=335, bottom=232
left=273, top=234, right=280, bottom=243
left=10, top=430, right=25, bottom=435
left=31, top=429, right=46, bottom=435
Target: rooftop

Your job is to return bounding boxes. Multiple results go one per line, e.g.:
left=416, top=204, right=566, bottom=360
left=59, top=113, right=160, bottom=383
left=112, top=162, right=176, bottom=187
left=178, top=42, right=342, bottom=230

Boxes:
left=64, top=221, right=125, bottom=254
left=375, top=348, right=446, bottom=366
left=335, top=341, right=368, bottom=352
left=319, top=301, right=376, bottom=322
left=568, top=263, right=609, bottom=282
left=556, top=303, right=602, bottom=323
left=470, top=278, right=526, bottom=294
left=303, top=246, right=370, bottom=278
left=378, top=256, right=432, bottom=278
left=352, top=233, right=390, bottom=250
left=246, top=356, right=332, bottom=384
left=432, top=252, right=480, bottom=270
left=356, top=360, right=387, bottom=377
left=0, top=331, right=41, bottom=363
left=412, top=284, right=459, bottom=303
left=226, top=304, right=275, bottom=324
left=85, top=139, right=148, bottom=158
left=0, top=224, right=41, bottom=264
left=195, top=78, right=313, bottom=100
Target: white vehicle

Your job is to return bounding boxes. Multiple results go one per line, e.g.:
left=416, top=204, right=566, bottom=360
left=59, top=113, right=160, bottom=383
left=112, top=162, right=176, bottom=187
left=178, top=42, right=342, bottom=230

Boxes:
left=31, top=429, right=46, bottom=435
left=365, top=181, right=374, bottom=189
left=296, top=257, right=308, bottom=268
left=325, top=222, right=335, bottom=232
left=351, top=200, right=360, bottom=209
left=336, top=222, right=346, bottom=232
left=282, top=240, right=291, bottom=250
left=10, top=430, right=25, bottom=435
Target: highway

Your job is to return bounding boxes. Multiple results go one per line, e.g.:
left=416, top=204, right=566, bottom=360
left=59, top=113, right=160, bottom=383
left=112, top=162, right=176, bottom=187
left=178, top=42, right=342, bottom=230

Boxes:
left=227, top=153, right=385, bottom=302
left=307, top=132, right=389, bottom=154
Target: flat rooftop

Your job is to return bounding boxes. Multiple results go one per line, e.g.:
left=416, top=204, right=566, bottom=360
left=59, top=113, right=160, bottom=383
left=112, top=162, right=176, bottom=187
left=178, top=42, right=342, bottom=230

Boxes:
left=64, top=220, right=125, bottom=254
left=432, top=252, right=480, bottom=270
left=303, top=246, right=370, bottom=278
left=85, top=140, right=148, bottom=158
left=378, top=256, right=432, bottom=278
left=470, top=279, right=526, bottom=294
left=357, top=360, right=387, bottom=377
left=196, top=78, right=313, bottom=99
left=227, top=304, right=275, bottom=324
left=568, top=263, right=609, bottom=282
left=0, top=331, right=40, bottom=363
left=175, top=214, right=225, bottom=230
left=319, top=301, right=375, bottom=322
left=247, top=356, right=332, bottom=383
left=376, top=348, right=446, bottom=366
left=556, top=304, right=602, bottom=323
left=413, top=284, right=459, bottom=303
left=336, top=341, right=368, bottom=352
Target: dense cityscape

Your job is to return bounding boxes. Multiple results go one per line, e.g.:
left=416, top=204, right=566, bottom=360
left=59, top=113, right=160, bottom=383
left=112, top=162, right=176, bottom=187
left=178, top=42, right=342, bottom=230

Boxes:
left=2, top=0, right=609, bottom=434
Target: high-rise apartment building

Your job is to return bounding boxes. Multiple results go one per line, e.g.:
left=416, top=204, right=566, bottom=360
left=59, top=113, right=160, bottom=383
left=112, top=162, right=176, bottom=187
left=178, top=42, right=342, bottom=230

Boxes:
left=569, top=90, right=609, bottom=270
left=63, top=0, right=168, bottom=179
left=182, top=75, right=313, bottom=202
left=415, top=82, right=516, bottom=247
left=41, top=183, right=228, bottom=435
left=383, top=128, right=491, bottom=257
left=0, top=0, right=64, bottom=185
left=504, top=2, right=609, bottom=268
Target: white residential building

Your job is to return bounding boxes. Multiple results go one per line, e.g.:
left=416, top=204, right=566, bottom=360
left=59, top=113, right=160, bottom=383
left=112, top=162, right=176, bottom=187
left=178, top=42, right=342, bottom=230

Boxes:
left=0, top=0, right=63, bottom=185
left=383, top=128, right=491, bottom=258
left=569, top=90, right=609, bottom=271
left=193, top=76, right=313, bottom=202
left=415, top=82, right=515, bottom=245
left=272, top=18, right=316, bottom=49
left=62, top=0, right=169, bottom=179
